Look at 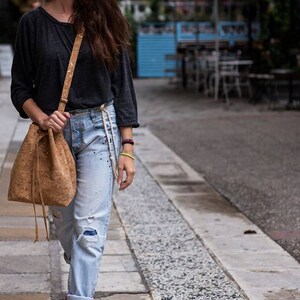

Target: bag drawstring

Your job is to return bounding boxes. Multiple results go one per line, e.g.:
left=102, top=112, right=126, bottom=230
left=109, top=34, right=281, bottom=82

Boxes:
left=100, top=105, right=119, bottom=180
left=32, top=134, right=50, bottom=242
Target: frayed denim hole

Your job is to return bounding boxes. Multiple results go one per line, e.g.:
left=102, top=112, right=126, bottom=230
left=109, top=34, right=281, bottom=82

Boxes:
left=76, top=227, right=99, bottom=248
left=83, top=229, right=97, bottom=236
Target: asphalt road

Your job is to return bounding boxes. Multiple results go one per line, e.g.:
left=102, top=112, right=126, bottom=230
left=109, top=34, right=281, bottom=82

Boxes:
left=135, top=79, right=300, bottom=262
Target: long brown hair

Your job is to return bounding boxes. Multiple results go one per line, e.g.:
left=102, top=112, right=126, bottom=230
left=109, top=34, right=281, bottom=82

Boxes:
left=71, top=0, right=130, bottom=71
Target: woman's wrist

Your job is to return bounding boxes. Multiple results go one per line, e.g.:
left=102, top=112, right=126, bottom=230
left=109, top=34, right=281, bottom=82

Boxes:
left=122, top=143, right=134, bottom=154
left=22, top=98, right=48, bottom=126
left=37, top=115, right=48, bottom=127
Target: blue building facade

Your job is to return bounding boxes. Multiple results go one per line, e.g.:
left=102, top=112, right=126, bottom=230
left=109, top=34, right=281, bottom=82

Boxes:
left=137, top=21, right=260, bottom=78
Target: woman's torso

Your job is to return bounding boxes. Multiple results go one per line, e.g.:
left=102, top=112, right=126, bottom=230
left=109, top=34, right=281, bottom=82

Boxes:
left=24, top=7, right=115, bottom=114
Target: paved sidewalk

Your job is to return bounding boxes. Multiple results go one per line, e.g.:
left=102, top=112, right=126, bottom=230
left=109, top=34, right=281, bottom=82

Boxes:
left=0, top=79, right=150, bottom=300
left=1, top=77, right=300, bottom=300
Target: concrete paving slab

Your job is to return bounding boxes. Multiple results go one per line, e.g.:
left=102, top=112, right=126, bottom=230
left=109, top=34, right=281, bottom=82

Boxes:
left=107, top=228, right=126, bottom=240
left=220, top=251, right=300, bottom=270
left=0, top=216, right=47, bottom=229
left=0, top=274, right=51, bottom=294
left=0, top=241, right=49, bottom=256
left=0, top=165, right=12, bottom=201
left=0, top=227, right=48, bottom=241
left=172, top=193, right=241, bottom=215
left=0, top=89, right=18, bottom=173
left=109, top=215, right=122, bottom=224
left=203, top=234, right=282, bottom=254
left=0, top=294, right=51, bottom=300
left=60, top=255, right=137, bottom=273
left=228, top=268, right=300, bottom=290
left=107, top=223, right=124, bottom=230
left=0, top=203, right=44, bottom=217
left=243, top=288, right=300, bottom=300
left=103, top=240, right=131, bottom=255
left=100, top=255, right=138, bottom=272
left=161, top=182, right=214, bottom=195
left=95, top=272, right=148, bottom=294
left=61, top=272, right=148, bottom=294
left=100, top=294, right=151, bottom=300
left=191, top=214, right=263, bottom=237
left=0, top=256, right=50, bottom=273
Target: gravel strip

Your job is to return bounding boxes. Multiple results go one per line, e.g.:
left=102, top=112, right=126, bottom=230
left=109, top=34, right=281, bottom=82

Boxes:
left=113, top=159, right=246, bottom=300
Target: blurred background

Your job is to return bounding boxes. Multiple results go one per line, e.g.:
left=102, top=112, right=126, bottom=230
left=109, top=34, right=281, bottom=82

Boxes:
left=2, top=2, right=300, bottom=297
left=2, top=0, right=300, bottom=105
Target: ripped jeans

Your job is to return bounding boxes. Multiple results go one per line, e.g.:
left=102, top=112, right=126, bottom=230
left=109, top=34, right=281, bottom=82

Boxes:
left=50, top=102, right=120, bottom=300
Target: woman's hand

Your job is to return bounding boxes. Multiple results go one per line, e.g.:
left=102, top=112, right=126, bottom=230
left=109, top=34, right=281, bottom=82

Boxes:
left=39, top=111, right=70, bottom=132
left=117, top=154, right=135, bottom=191
left=21, top=99, right=70, bottom=132
left=118, top=127, right=135, bottom=190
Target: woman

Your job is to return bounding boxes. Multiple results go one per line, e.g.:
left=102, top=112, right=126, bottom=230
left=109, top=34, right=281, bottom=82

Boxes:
left=11, top=0, right=139, bottom=299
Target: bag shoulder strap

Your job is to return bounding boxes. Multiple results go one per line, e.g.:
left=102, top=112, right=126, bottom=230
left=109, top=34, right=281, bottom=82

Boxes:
left=58, top=29, right=85, bottom=112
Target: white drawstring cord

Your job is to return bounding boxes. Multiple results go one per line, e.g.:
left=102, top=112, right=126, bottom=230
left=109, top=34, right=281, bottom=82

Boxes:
left=100, top=106, right=119, bottom=180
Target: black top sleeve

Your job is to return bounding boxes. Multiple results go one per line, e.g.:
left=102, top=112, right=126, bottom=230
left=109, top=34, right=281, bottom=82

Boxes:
left=10, top=15, right=35, bottom=118
left=10, top=8, right=139, bottom=127
left=111, top=48, right=139, bottom=128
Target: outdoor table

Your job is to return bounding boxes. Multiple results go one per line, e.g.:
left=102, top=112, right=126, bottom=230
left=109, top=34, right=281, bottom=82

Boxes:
left=177, top=40, right=230, bottom=89
left=219, top=60, right=254, bottom=66
left=214, top=60, right=254, bottom=101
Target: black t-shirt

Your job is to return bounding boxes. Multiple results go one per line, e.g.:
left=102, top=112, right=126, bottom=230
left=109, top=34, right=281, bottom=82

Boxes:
left=11, top=7, right=139, bottom=128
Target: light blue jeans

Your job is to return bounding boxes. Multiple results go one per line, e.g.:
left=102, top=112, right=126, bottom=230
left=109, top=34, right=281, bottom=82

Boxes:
left=50, top=102, right=121, bottom=300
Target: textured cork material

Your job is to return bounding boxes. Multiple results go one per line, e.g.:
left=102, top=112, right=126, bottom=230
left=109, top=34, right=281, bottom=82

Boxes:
left=8, top=124, right=76, bottom=207
left=7, top=29, right=85, bottom=241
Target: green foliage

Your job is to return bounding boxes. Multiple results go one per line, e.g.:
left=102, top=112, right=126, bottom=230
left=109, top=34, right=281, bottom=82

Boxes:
left=149, top=0, right=160, bottom=21
left=259, top=0, right=300, bottom=69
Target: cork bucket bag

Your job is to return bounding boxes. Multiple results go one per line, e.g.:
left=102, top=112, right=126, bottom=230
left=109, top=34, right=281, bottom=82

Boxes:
left=8, top=29, right=85, bottom=241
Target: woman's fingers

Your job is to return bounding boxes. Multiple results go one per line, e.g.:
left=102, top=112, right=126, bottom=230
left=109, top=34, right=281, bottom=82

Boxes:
left=118, top=157, right=135, bottom=191
left=41, top=111, right=71, bottom=131
left=63, top=112, right=71, bottom=119
left=118, top=164, right=124, bottom=185
left=50, top=111, right=67, bottom=127
left=120, top=169, right=135, bottom=190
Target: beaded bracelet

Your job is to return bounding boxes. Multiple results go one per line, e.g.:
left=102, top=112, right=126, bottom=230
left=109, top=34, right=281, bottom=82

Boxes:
left=122, top=138, right=134, bottom=146
left=120, top=152, right=135, bottom=160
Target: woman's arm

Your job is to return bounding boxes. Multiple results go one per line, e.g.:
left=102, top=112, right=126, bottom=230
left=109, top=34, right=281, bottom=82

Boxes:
left=22, top=98, right=70, bottom=132
left=117, top=126, right=135, bottom=191
left=110, top=48, right=139, bottom=190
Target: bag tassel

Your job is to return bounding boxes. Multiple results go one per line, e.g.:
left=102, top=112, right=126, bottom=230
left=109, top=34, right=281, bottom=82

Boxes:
left=32, top=136, right=50, bottom=242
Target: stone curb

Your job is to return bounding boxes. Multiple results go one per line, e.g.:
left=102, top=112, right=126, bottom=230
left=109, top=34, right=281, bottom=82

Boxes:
left=134, top=127, right=300, bottom=300
left=113, top=141, right=245, bottom=298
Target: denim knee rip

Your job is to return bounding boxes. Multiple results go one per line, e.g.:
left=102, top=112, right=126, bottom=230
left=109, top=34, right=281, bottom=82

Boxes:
left=76, top=226, right=99, bottom=248
left=83, top=229, right=97, bottom=236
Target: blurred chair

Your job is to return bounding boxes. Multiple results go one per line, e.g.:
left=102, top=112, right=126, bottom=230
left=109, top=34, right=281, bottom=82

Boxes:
left=164, top=54, right=183, bottom=84
left=209, top=57, right=253, bottom=104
